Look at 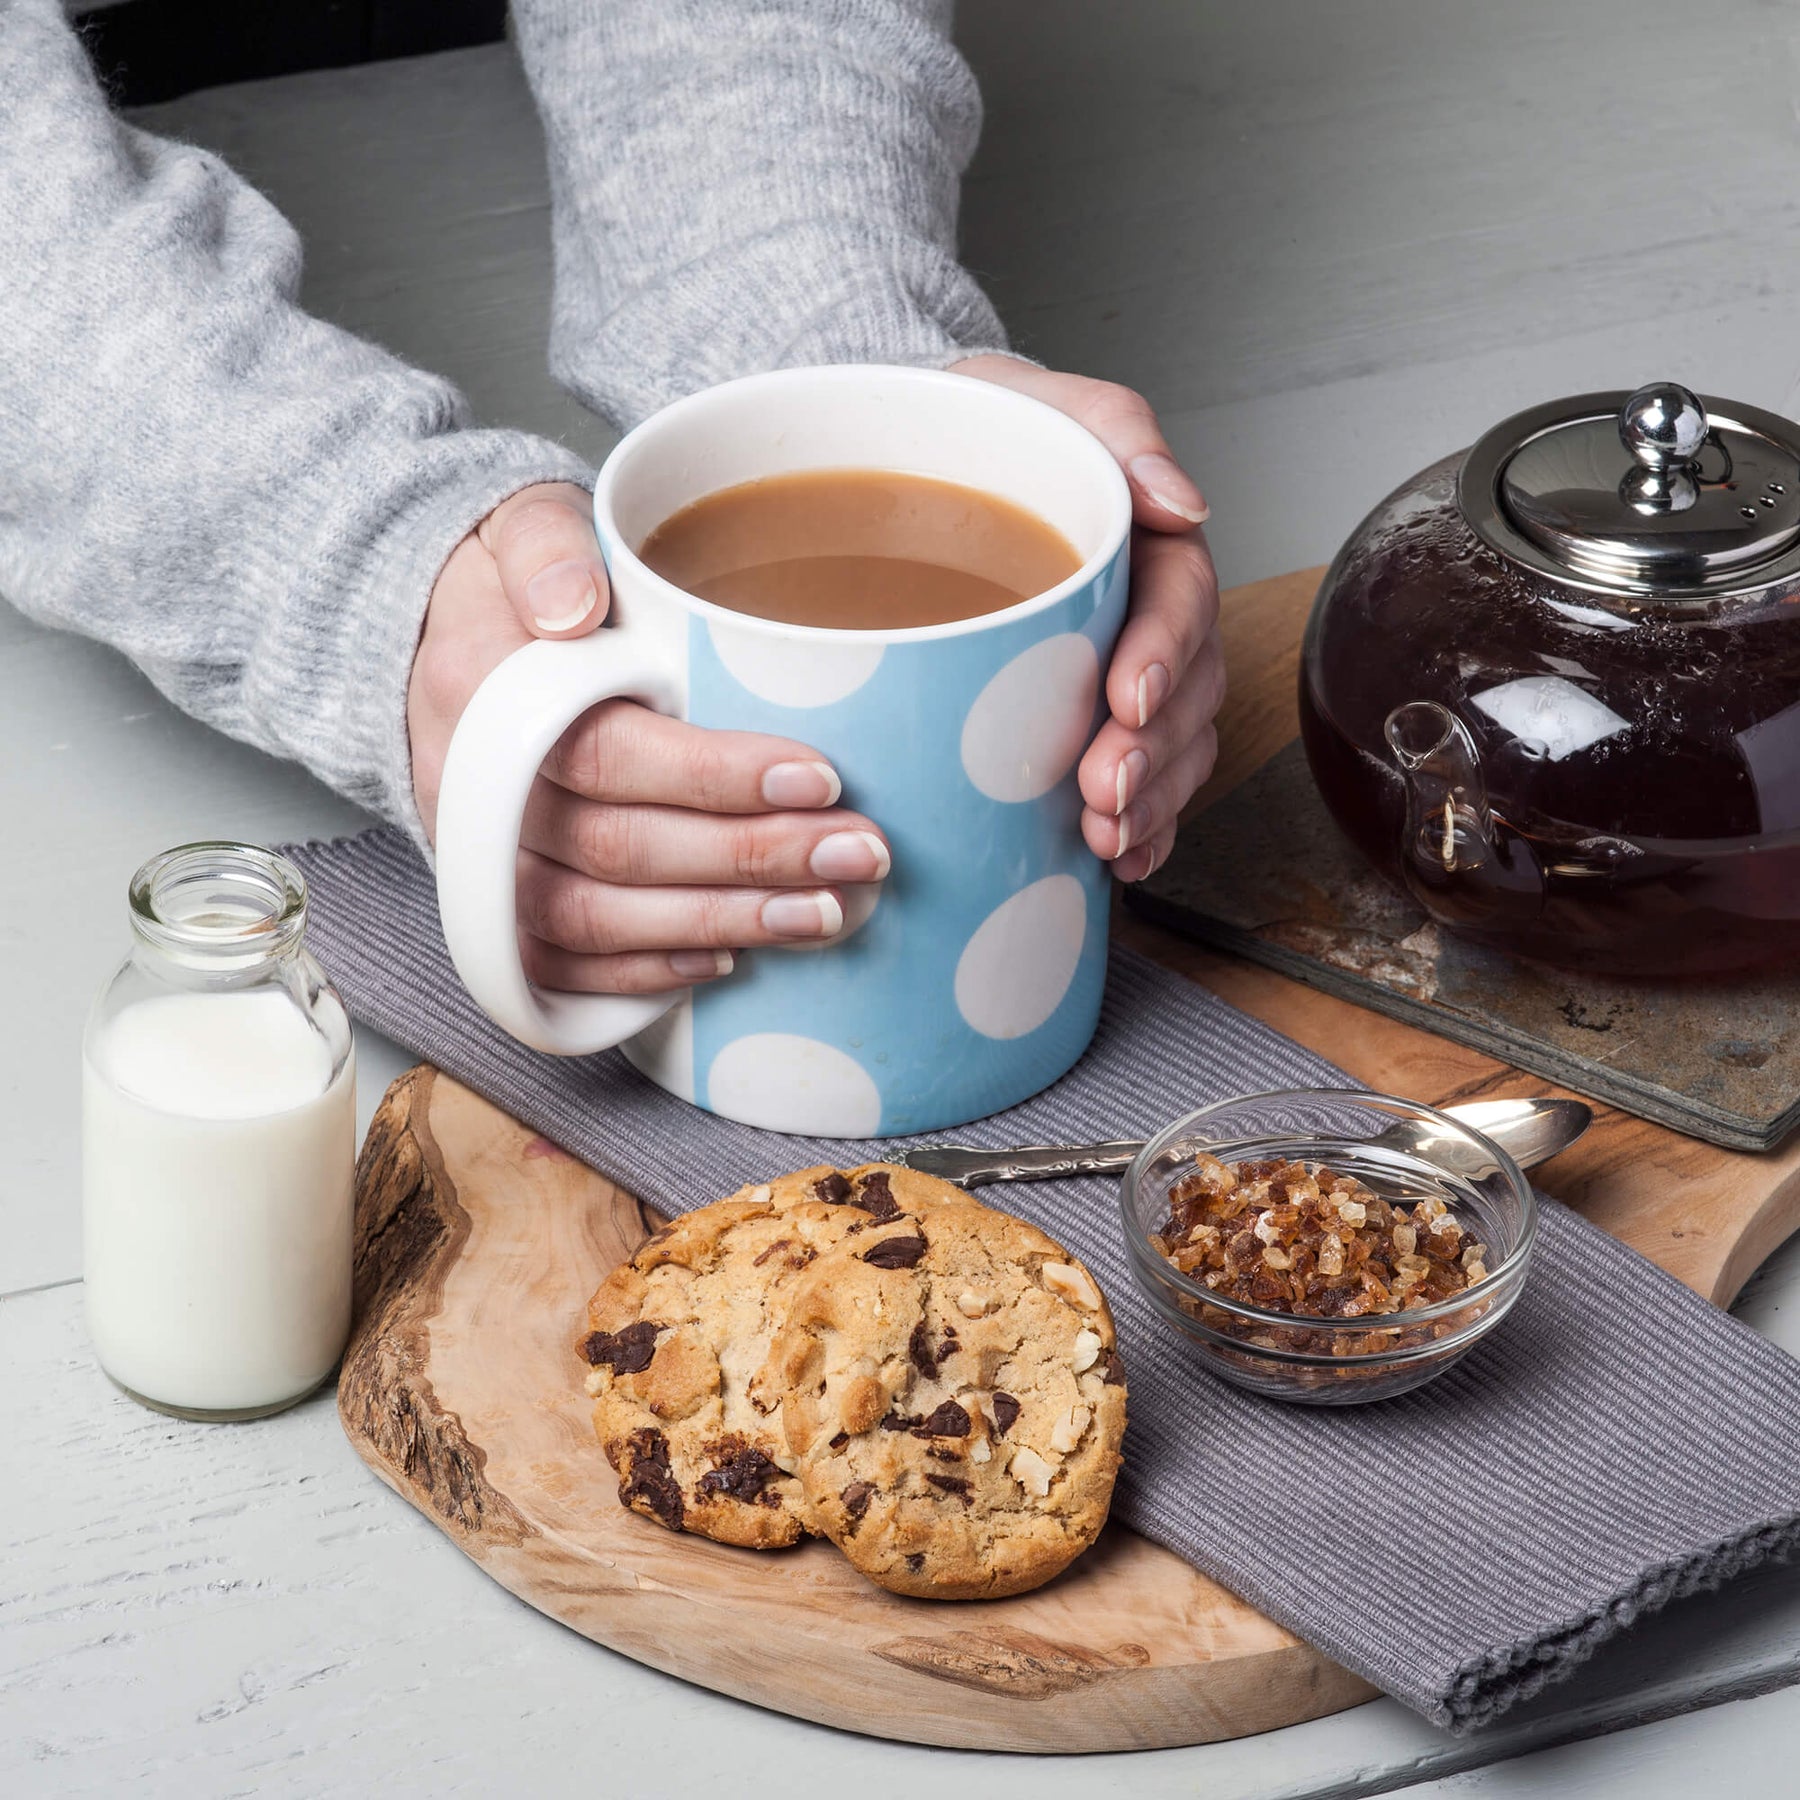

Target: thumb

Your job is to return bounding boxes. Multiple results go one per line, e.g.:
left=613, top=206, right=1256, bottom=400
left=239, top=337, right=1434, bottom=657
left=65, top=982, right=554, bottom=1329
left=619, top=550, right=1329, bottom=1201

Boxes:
left=478, top=482, right=611, bottom=639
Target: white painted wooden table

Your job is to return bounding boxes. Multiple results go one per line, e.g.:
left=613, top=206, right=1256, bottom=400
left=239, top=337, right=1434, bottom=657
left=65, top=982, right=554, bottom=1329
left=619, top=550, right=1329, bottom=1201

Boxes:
left=8, top=6, right=1800, bottom=1794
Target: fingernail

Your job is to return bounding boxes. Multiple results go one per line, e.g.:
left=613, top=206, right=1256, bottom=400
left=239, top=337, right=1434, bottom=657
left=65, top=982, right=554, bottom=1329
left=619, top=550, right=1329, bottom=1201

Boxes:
left=1128, top=454, right=1209, bottom=524
left=1115, top=749, right=1150, bottom=815
left=1136, top=662, right=1171, bottom=729
left=1115, top=811, right=1133, bottom=860
left=762, top=761, right=843, bottom=808
left=762, top=891, right=844, bottom=938
left=671, top=949, right=733, bottom=980
left=527, top=560, right=599, bottom=632
left=809, top=830, right=891, bottom=882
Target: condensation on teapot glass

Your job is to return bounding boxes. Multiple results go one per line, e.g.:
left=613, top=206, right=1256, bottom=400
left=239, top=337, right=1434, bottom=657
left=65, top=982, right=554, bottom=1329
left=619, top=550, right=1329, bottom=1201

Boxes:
left=1341, top=455, right=1728, bottom=759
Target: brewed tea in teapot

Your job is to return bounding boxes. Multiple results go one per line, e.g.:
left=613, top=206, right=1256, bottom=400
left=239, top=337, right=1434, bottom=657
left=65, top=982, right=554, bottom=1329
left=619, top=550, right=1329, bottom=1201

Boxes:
left=1300, top=383, right=1800, bottom=976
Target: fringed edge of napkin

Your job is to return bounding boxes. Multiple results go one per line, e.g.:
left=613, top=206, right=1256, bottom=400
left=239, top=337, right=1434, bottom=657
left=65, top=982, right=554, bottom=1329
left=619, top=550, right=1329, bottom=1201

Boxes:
left=1445, top=1511, right=1800, bottom=1732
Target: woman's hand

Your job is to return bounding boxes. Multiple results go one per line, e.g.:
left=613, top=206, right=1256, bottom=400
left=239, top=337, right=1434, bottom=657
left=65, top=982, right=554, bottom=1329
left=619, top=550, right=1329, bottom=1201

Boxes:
left=949, top=357, right=1223, bottom=882
left=407, top=482, right=889, bottom=996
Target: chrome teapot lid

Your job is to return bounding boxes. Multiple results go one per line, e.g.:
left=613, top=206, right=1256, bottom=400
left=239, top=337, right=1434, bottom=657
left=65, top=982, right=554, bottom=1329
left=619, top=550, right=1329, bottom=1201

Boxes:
left=1458, top=382, right=1800, bottom=600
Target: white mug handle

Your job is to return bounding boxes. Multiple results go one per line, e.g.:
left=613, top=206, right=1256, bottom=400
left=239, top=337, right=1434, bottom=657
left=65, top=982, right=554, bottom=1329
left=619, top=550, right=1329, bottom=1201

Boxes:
left=434, top=624, right=686, bottom=1055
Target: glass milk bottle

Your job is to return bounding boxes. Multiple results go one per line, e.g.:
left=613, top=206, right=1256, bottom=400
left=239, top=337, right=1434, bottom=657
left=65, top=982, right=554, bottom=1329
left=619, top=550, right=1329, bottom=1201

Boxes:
left=82, top=842, right=355, bottom=1420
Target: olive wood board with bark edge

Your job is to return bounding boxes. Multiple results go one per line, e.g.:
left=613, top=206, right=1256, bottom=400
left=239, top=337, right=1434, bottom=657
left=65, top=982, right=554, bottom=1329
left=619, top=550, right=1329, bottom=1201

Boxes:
left=337, top=567, right=1800, bottom=1755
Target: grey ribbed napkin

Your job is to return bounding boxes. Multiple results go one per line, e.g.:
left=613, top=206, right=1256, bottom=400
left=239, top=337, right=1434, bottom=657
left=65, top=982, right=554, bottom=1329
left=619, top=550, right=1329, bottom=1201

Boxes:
left=285, top=826, right=1800, bottom=1733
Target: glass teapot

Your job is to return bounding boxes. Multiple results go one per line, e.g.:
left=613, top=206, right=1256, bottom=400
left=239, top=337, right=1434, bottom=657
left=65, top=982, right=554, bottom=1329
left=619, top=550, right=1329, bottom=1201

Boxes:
left=1299, top=382, right=1800, bottom=976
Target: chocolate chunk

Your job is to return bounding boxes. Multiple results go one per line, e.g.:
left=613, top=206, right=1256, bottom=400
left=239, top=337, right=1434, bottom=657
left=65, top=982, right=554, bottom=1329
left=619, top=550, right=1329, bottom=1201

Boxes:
left=813, top=1171, right=854, bottom=1205
left=880, top=1409, right=923, bottom=1432
left=696, top=1438, right=783, bottom=1505
left=581, top=1320, right=663, bottom=1374
left=925, top=1472, right=971, bottom=1503
left=786, top=1245, right=817, bottom=1271
left=926, top=1445, right=962, bottom=1462
left=937, top=1325, right=960, bottom=1364
left=908, top=1320, right=940, bottom=1380
left=618, top=1428, right=684, bottom=1531
left=828, top=1431, right=849, bottom=1450
left=861, top=1233, right=926, bottom=1269
left=855, top=1170, right=900, bottom=1222
left=990, top=1391, right=1021, bottom=1436
left=1099, top=1347, right=1127, bottom=1387
left=905, top=1553, right=925, bottom=1573
left=912, top=1399, right=971, bottom=1439
left=751, top=1237, right=792, bottom=1268
left=842, top=1480, right=874, bottom=1521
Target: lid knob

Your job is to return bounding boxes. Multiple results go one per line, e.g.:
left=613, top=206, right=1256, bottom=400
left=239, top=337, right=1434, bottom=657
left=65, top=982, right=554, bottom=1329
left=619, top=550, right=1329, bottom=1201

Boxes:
left=1618, top=382, right=1709, bottom=470
left=1467, top=384, right=1800, bottom=596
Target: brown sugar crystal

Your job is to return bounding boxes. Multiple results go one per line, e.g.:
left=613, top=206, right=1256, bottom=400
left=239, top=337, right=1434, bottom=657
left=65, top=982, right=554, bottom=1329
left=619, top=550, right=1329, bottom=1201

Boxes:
left=1150, top=1154, right=1488, bottom=1340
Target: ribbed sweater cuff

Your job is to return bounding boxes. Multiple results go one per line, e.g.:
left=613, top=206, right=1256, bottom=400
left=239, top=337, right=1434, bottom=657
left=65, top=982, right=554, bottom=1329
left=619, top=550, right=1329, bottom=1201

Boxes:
left=245, top=428, right=592, bottom=853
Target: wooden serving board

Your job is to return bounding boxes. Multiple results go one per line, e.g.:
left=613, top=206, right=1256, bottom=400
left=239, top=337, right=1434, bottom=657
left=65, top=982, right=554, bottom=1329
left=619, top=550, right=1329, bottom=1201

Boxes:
left=344, top=1065, right=1378, bottom=1752
left=338, top=568, right=1800, bottom=1754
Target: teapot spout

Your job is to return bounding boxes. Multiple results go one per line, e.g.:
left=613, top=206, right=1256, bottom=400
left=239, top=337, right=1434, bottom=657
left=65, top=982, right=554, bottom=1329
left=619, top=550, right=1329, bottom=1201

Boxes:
left=1384, top=702, right=1494, bottom=876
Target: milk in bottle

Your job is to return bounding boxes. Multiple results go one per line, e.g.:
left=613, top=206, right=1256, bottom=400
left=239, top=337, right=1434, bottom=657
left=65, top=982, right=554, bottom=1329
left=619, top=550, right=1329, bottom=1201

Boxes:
left=82, top=844, right=355, bottom=1419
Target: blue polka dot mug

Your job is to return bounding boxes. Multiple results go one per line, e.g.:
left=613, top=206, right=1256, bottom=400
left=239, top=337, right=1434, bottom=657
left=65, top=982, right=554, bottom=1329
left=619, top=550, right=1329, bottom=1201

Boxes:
left=434, top=365, right=1132, bottom=1136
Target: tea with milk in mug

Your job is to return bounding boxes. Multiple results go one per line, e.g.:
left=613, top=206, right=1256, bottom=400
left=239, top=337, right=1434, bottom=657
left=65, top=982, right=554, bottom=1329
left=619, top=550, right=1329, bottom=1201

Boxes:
left=637, top=468, right=1083, bottom=629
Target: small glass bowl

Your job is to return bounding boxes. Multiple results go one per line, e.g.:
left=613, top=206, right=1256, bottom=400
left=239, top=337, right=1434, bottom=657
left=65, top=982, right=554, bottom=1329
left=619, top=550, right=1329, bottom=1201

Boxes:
left=1120, top=1090, right=1537, bottom=1406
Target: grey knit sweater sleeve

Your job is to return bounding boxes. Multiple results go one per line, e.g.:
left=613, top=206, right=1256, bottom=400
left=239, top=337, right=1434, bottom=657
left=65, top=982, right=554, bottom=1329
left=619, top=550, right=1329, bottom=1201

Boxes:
left=0, top=1, right=590, bottom=840
left=0, top=0, right=1007, bottom=839
left=511, top=0, right=1011, bottom=428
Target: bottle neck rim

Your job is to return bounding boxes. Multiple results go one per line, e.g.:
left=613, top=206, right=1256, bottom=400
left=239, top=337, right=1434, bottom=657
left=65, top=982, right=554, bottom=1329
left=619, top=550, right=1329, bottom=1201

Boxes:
left=129, top=842, right=309, bottom=972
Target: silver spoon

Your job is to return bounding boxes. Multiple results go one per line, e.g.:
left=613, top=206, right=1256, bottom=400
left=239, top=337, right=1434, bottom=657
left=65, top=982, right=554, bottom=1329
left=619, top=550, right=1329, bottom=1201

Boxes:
left=893, top=1096, right=1592, bottom=1188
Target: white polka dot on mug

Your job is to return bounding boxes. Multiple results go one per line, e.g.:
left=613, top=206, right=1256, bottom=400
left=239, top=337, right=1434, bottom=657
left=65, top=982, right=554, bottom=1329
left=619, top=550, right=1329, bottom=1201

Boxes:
left=433, top=366, right=1133, bottom=1135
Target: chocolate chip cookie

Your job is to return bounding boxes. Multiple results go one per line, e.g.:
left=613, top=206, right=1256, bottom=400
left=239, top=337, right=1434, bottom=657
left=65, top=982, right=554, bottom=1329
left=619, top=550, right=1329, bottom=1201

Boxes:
left=578, top=1164, right=974, bottom=1549
left=765, top=1203, right=1126, bottom=1598
left=729, top=1161, right=979, bottom=1223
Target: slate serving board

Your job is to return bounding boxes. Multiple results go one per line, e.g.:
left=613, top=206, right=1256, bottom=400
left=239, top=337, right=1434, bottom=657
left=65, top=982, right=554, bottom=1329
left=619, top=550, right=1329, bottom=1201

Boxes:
left=1131, top=740, right=1800, bottom=1152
